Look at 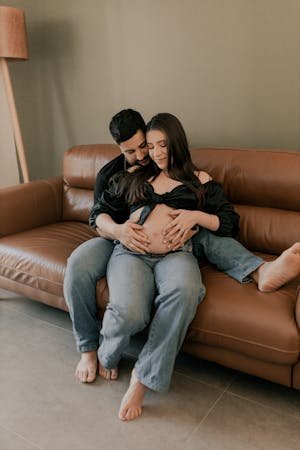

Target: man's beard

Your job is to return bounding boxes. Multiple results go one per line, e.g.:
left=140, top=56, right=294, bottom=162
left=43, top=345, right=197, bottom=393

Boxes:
left=136, top=156, right=150, bottom=166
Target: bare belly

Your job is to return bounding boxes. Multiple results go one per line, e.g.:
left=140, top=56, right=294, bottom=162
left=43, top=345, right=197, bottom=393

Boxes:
left=130, top=204, right=175, bottom=254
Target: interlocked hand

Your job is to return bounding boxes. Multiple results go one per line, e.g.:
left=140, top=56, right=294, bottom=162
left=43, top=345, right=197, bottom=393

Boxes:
left=163, top=210, right=198, bottom=250
left=118, top=220, right=150, bottom=253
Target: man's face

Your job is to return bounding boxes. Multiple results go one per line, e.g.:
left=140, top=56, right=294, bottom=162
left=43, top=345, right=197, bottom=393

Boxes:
left=119, top=129, right=149, bottom=166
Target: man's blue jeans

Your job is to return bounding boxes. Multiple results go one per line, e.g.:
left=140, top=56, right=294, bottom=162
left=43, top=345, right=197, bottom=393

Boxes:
left=98, top=242, right=205, bottom=392
left=64, top=231, right=263, bottom=355
left=64, top=237, right=114, bottom=352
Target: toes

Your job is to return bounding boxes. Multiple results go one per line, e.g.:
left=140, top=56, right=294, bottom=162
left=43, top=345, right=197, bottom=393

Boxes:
left=128, top=407, right=138, bottom=421
left=78, top=370, right=88, bottom=383
left=99, top=365, right=118, bottom=380
left=121, top=407, right=141, bottom=421
left=118, top=407, right=127, bottom=421
left=76, top=367, right=96, bottom=383
left=87, top=370, right=96, bottom=383
left=111, top=369, right=118, bottom=380
left=99, top=367, right=106, bottom=379
left=126, top=409, right=134, bottom=421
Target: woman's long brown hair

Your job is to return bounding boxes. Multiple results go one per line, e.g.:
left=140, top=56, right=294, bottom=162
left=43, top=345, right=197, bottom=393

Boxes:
left=118, top=113, right=205, bottom=208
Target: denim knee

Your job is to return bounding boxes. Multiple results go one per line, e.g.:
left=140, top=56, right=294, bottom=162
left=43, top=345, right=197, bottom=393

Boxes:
left=102, top=302, right=150, bottom=336
left=162, top=275, right=205, bottom=307
left=177, top=280, right=206, bottom=311
left=66, top=238, right=114, bottom=280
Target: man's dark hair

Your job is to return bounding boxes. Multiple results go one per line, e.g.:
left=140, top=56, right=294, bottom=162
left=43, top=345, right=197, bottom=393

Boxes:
left=109, top=109, right=146, bottom=144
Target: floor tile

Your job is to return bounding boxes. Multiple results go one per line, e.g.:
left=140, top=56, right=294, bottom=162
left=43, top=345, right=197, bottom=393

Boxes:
left=2, top=297, right=300, bottom=450
left=228, top=372, right=300, bottom=419
left=185, top=392, right=300, bottom=450
left=0, top=425, right=41, bottom=450
left=0, top=305, right=222, bottom=450
left=0, top=297, right=72, bottom=331
left=174, top=352, right=238, bottom=389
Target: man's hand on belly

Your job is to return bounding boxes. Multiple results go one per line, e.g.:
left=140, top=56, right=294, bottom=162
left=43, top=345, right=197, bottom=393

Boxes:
left=116, top=220, right=151, bottom=254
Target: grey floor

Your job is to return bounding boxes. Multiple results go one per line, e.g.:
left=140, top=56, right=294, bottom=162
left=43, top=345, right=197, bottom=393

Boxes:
left=0, top=297, right=299, bottom=450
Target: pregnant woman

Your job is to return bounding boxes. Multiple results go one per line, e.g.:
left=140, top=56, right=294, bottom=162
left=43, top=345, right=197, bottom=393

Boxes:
left=95, top=112, right=239, bottom=421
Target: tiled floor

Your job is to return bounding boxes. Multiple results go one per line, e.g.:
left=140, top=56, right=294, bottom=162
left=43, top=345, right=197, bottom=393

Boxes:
left=0, top=297, right=299, bottom=450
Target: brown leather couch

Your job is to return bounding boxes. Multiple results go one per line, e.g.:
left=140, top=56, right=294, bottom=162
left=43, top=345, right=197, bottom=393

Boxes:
left=0, top=145, right=299, bottom=388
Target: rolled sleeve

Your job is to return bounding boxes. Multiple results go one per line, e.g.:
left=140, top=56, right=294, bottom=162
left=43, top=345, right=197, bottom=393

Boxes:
left=204, top=181, right=240, bottom=237
left=89, top=173, right=128, bottom=228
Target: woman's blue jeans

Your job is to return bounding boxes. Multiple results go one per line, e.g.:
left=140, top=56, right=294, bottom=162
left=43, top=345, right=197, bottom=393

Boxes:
left=63, top=231, right=263, bottom=357
left=192, top=229, right=263, bottom=282
left=98, top=242, right=205, bottom=392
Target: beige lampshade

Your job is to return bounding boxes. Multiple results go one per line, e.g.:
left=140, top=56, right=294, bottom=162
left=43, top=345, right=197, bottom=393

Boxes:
left=0, top=6, right=29, bottom=60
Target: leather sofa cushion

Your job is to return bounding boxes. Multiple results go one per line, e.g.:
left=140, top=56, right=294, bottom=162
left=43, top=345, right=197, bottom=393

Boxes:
left=63, top=144, right=119, bottom=189
left=0, top=222, right=96, bottom=297
left=63, top=186, right=93, bottom=222
left=186, top=256, right=299, bottom=366
left=236, top=205, right=300, bottom=254
left=293, top=361, right=300, bottom=388
left=192, top=148, right=300, bottom=211
left=95, top=253, right=299, bottom=367
left=0, top=177, right=63, bottom=237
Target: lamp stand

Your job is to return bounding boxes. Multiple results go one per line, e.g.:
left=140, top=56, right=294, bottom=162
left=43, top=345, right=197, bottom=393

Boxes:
left=0, top=57, right=29, bottom=182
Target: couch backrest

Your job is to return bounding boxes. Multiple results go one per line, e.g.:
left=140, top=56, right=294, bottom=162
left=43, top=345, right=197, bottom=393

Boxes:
left=62, top=144, right=119, bottom=223
left=63, top=145, right=300, bottom=255
left=191, top=148, right=300, bottom=254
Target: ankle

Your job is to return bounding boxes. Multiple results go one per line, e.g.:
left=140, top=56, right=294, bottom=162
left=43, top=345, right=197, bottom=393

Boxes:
left=252, top=262, right=268, bottom=285
left=81, top=350, right=97, bottom=360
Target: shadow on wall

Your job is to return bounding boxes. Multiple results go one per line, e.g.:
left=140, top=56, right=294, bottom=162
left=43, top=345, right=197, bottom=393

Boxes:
left=12, top=19, right=77, bottom=179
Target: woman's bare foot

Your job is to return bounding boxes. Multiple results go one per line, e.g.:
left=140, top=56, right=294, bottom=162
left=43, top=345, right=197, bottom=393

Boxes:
left=75, top=351, right=98, bottom=383
left=99, top=362, right=118, bottom=380
left=118, top=370, right=147, bottom=421
left=257, top=243, right=300, bottom=292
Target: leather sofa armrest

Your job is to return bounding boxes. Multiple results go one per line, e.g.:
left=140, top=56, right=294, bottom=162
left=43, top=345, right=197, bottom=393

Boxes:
left=0, top=177, right=63, bottom=237
left=296, top=289, right=300, bottom=331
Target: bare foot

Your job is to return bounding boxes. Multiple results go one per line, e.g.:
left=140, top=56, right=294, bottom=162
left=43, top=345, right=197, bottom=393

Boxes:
left=118, top=370, right=147, bottom=421
left=257, top=243, right=300, bottom=292
left=75, top=351, right=97, bottom=383
left=99, top=363, right=118, bottom=380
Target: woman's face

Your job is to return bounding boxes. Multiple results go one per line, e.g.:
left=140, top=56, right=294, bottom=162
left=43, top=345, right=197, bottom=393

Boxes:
left=146, top=129, right=168, bottom=171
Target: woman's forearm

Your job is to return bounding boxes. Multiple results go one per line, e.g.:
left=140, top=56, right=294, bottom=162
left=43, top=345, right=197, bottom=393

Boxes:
left=194, top=210, right=220, bottom=231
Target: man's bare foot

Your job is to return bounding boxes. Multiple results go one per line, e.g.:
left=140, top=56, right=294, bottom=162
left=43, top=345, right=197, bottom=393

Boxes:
left=118, top=370, right=147, bottom=421
left=75, top=351, right=98, bottom=383
left=257, top=243, right=300, bottom=292
left=99, top=363, right=118, bottom=380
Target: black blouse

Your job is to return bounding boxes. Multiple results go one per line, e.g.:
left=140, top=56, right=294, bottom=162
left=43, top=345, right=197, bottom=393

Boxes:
left=89, top=174, right=239, bottom=237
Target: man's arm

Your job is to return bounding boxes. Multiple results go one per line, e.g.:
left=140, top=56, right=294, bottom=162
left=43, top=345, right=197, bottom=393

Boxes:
left=96, top=213, right=150, bottom=253
left=90, top=172, right=151, bottom=253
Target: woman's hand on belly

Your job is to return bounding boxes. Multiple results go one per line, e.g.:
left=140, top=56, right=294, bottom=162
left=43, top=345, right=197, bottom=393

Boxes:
left=163, top=209, right=199, bottom=249
left=130, top=205, right=189, bottom=254
left=166, top=226, right=199, bottom=251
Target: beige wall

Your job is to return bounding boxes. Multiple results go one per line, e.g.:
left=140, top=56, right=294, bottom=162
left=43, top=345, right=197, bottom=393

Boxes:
left=1, top=0, right=299, bottom=179
left=0, top=67, right=20, bottom=187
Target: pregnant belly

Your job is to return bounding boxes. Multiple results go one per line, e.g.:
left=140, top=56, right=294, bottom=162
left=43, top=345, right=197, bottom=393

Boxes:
left=130, top=204, right=175, bottom=254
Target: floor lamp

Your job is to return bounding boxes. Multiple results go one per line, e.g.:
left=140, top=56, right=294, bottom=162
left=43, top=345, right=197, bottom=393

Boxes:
left=0, top=6, right=30, bottom=183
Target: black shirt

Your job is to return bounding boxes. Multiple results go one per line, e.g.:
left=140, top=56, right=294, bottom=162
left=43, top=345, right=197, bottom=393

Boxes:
left=90, top=173, right=239, bottom=237
left=93, top=154, right=125, bottom=202
left=90, top=154, right=130, bottom=226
